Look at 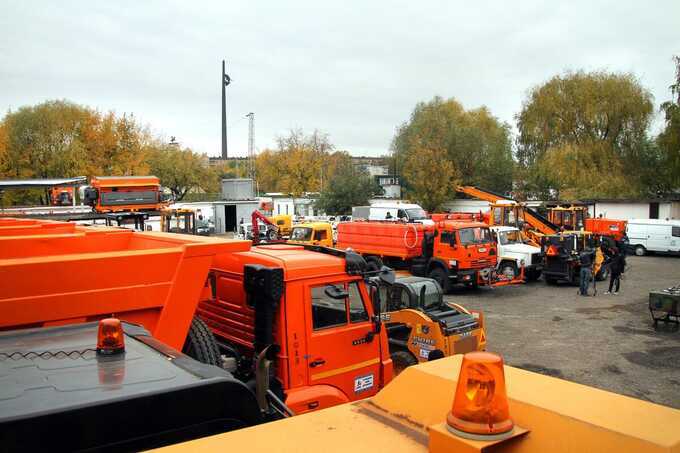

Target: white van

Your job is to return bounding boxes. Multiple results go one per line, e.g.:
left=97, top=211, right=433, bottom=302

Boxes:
left=626, top=219, right=680, bottom=256
left=352, top=202, right=434, bottom=225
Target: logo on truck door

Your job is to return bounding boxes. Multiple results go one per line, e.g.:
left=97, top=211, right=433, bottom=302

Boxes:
left=354, top=374, right=374, bottom=393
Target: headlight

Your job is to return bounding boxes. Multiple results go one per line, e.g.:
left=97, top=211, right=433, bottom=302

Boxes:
left=449, top=260, right=457, bottom=267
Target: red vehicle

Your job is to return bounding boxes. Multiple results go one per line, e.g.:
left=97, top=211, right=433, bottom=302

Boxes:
left=585, top=217, right=628, bottom=242
left=83, top=176, right=168, bottom=213
left=197, top=244, right=394, bottom=415
left=335, top=220, right=507, bottom=292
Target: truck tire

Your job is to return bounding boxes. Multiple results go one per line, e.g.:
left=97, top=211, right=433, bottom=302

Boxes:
left=526, top=269, right=542, bottom=281
left=634, top=245, right=646, bottom=256
left=391, top=350, right=418, bottom=376
left=428, top=266, right=451, bottom=293
left=499, top=261, right=518, bottom=279
left=182, top=317, right=222, bottom=367
left=365, top=256, right=384, bottom=272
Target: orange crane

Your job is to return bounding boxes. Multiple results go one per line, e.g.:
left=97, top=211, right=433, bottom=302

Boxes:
left=455, top=186, right=559, bottom=240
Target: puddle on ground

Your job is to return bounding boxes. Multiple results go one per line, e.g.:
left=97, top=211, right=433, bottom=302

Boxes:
left=623, top=346, right=680, bottom=370
left=516, top=363, right=564, bottom=378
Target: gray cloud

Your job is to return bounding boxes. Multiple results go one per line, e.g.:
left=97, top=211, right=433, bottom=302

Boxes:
left=1, top=0, right=678, bottom=157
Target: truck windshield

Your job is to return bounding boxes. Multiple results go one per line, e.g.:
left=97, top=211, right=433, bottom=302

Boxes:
left=459, top=227, right=492, bottom=245
left=290, top=227, right=312, bottom=241
left=405, top=208, right=427, bottom=220
left=499, top=230, right=523, bottom=245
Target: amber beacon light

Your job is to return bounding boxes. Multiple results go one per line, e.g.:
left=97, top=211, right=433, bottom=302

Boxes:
left=446, top=351, right=514, bottom=440
left=96, top=318, right=126, bottom=355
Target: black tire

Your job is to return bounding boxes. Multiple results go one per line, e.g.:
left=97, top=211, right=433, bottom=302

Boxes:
left=634, top=245, right=646, bottom=256
left=391, top=350, right=418, bottom=376
left=428, top=266, right=451, bottom=293
left=365, top=256, right=384, bottom=272
left=526, top=269, right=542, bottom=281
left=182, top=317, right=222, bottom=367
left=499, top=261, right=518, bottom=279
left=266, top=228, right=277, bottom=241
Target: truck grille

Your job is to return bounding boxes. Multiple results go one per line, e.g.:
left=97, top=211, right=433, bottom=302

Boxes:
left=471, top=259, right=494, bottom=268
left=531, top=252, right=544, bottom=265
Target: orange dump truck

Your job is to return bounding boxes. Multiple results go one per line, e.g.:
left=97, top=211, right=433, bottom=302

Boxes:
left=197, top=244, right=395, bottom=415
left=0, top=221, right=250, bottom=365
left=83, top=175, right=168, bottom=213
left=336, top=220, right=499, bottom=292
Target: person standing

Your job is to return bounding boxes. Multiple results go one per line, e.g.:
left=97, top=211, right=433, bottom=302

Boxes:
left=579, top=248, right=595, bottom=296
left=605, top=247, right=625, bottom=295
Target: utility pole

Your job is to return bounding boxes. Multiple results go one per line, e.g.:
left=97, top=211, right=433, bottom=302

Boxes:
left=221, top=60, right=231, bottom=160
left=246, top=112, right=255, bottom=180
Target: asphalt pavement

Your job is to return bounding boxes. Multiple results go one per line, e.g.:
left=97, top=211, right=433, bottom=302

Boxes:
left=446, top=254, right=680, bottom=409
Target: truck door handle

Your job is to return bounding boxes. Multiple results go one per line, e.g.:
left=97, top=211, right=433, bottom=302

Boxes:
left=309, top=359, right=326, bottom=368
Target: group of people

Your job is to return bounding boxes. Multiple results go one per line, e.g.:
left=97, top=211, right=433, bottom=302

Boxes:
left=579, top=243, right=627, bottom=296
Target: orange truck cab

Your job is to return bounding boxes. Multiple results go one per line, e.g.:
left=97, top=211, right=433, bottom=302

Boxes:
left=197, top=244, right=394, bottom=416
left=336, top=220, right=497, bottom=292
left=83, top=176, right=168, bottom=213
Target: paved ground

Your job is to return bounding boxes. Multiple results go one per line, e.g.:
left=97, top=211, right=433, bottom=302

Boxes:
left=445, top=255, right=680, bottom=409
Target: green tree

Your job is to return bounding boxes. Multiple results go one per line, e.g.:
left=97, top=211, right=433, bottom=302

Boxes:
left=392, top=97, right=513, bottom=195
left=315, top=161, right=382, bottom=215
left=147, top=145, right=209, bottom=201
left=401, top=146, right=459, bottom=212
left=516, top=70, right=654, bottom=197
left=658, top=56, right=680, bottom=191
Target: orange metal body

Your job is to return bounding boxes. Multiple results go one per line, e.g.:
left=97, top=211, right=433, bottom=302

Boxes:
left=197, top=244, right=393, bottom=415
left=49, top=187, right=74, bottom=206
left=336, top=221, right=432, bottom=260
left=336, top=220, right=497, bottom=287
left=585, top=218, right=627, bottom=241
left=0, top=220, right=250, bottom=350
left=89, top=176, right=166, bottom=213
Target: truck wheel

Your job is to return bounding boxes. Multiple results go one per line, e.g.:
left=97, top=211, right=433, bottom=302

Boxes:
left=499, top=261, right=518, bottom=279
left=182, top=317, right=222, bottom=367
left=428, top=266, right=451, bottom=293
left=391, top=350, right=418, bottom=376
left=634, top=245, right=646, bottom=256
left=365, top=256, right=384, bottom=272
left=526, top=269, right=541, bottom=281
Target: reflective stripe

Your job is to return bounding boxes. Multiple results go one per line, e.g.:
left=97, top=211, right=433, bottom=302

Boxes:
left=311, top=358, right=380, bottom=381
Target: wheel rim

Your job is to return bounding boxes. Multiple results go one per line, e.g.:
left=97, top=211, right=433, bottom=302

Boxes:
left=635, top=247, right=644, bottom=256
left=501, top=265, right=515, bottom=278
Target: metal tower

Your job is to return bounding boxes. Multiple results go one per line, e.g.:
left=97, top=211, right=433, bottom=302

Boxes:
left=246, top=112, right=255, bottom=180
left=221, top=60, right=231, bottom=160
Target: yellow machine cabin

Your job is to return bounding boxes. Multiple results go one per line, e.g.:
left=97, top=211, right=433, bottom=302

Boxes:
left=288, top=222, right=334, bottom=247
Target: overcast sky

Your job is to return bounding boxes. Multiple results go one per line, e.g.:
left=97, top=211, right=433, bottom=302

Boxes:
left=1, top=1, right=679, bottom=158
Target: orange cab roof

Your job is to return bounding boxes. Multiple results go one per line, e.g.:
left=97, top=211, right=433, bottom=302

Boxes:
left=90, top=176, right=161, bottom=188
left=212, top=244, right=351, bottom=282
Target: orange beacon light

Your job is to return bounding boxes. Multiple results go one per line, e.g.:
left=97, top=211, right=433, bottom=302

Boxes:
left=96, top=318, right=125, bottom=355
left=446, top=351, right=514, bottom=440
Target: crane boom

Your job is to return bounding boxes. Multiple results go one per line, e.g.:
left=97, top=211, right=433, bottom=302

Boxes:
left=455, top=186, right=559, bottom=235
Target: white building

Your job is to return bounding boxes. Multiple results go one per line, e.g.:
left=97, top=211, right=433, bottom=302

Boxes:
left=587, top=198, right=680, bottom=221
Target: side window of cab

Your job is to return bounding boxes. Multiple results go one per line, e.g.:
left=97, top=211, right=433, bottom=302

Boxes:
left=440, top=230, right=455, bottom=246
left=310, top=281, right=369, bottom=330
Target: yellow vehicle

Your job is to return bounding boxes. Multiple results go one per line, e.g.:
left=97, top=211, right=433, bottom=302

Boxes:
left=267, top=214, right=292, bottom=236
left=548, top=205, right=588, bottom=231
left=160, top=208, right=196, bottom=235
left=380, top=276, right=486, bottom=374
left=288, top=222, right=334, bottom=247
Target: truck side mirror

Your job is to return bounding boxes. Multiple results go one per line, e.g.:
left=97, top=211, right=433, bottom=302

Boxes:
left=378, top=266, right=395, bottom=285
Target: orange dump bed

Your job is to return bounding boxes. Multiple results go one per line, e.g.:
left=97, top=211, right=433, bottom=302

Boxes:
left=0, top=218, right=98, bottom=237
left=585, top=218, right=627, bottom=241
left=0, top=223, right=251, bottom=349
left=336, top=221, right=432, bottom=260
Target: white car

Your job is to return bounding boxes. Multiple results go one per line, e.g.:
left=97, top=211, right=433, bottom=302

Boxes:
left=490, top=226, right=543, bottom=280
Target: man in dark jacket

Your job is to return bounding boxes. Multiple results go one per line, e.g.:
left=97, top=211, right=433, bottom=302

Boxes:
left=606, top=247, right=626, bottom=295
left=579, top=248, right=595, bottom=296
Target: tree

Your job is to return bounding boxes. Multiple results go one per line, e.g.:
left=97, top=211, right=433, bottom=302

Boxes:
left=658, top=56, right=680, bottom=191
left=147, top=145, right=209, bottom=201
left=315, top=160, right=382, bottom=215
left=401, top=146, right=458, bottom=212
left=255, top=129, right=335, bottom=196
left=392, top=97, right=514, bottom=194
left=515, top=70, right=655, bottom=197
